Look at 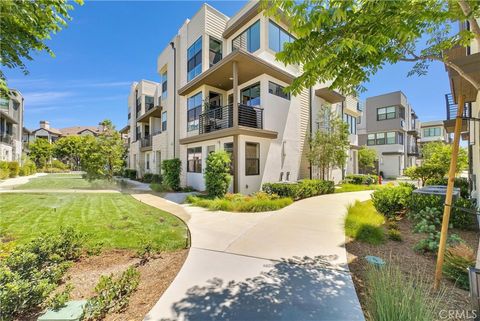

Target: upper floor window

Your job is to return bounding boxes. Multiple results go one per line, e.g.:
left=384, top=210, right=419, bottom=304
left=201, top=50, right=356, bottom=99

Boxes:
left=232, top=20, right=260, bottom=53
left=344, top=114, right=357, bottom=135
left=240, top=83, right=260, bottom=106
left=187, top=92, right=202, bottom=132
left=367, top=134, right=375, bottom=146
left=398, top=132, right=404, bottom=145
left=136, top=125, right=141, bottom=141
left=161, top=72, right=167, bottom=100
left=268, top=20, right=294, bottom=52
left=368, top=131, right=398, bottom=146
left=268, top=81, right=290, bottom=100
left=161, top=111, right=167, bottom=131
left=145, top=96, right=154, bottom=110
left=377, top=106, right=396, bottom=120
left=386, top=131, right=395, bottom=144
left=0, top=98, right=9, bottom=111
left=187, top=37, right=202, bottom=81
left=136, top=96, right=141, bottom=114
left=423, top=127, right=442, bottom=137
left=209, top=37, right=222, bottom=67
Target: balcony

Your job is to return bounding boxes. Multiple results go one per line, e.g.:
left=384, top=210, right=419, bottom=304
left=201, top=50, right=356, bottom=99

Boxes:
left=0, top=134, right=13, bottom=145
left=140, top=136, right=152, bottom=151
left=137, top=106, right=162, bottom=124
left=443, top=93, right=471, bottom=135
left=199, top=104, right=263, bottom=134
left=444, top=48, right=480, bottom=104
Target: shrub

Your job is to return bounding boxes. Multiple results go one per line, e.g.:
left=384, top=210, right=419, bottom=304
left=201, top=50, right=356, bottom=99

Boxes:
left=162, top=158, right=181, bottom=191
left=443, top=243, right=475, bottom=290
left=150, top=183, right=170, bottom=193
left=425, top=177, right=469, bottom=198
left=366, top=263, right=444, bottom=321
left=204, top=151, right=232, bottom=198
left=123, top=169, right=137, bottom=180
left=404, top=164, right=445, bottom=186
left=0, top=161, right=9, bottom=179
left=387, top=229, right=402, bottom=241
left=142, top=173, right=153, bottom=183
left=46, top=284, right=73, bottom=311
left=262, top=179, right=334, bottom=200
left=371, top=185, right=413, bottom=219
left=344, top=174, right=379, bottom=185
left=51, top=159, right=68, bottom=170
left=84, top=266, right=140, bottom=320
left=345, top=200, right=385, bottom=245
left=151, top=174, right=162, bottom=184
left=8, top=161, right=19, bottom=177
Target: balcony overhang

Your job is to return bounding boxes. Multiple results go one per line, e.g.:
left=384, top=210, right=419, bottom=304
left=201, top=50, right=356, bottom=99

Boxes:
left=382, top=151, right=404, bottom=156
left=443, top=119, right=469, bottom=134
left=445, top=51, right=480, bottom=104
left=119, top=125, right=130, bottom=134
left=137, top=106, right=162, bottom=123
left=0, top=111, right=18, bottom=124
left=178, top=50, right=295, bottom=96
left=315, top=88, right=345, bottom=104
left=407, top=129, right=420, bottom=137
left=179, top=126, right=278, bottom=145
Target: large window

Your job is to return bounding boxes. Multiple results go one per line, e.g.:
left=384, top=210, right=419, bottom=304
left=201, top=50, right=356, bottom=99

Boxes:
left=386, top=132, right=396, bottom=144
left=187, top=92, right=202, bottom=131
left=245, top=142, right=260, bottom=176
left=268, top=20, right=294, bottom=52
left=240, top=83, right=260, bottom=106
left=145, top=96, right=154, bottom=110
left=268, top=81, right=290, bottom=100
left=187, top=147, right=202, bottom=173
left=376, top=132, right=386, bottom=145
left=209, top=37, right=222, bottom=67
left=367, top=131, right=398, bottom=146
left=423, top=127, right=442, bottom=137
left=377, top=106, right=396, bottom=120
left=161, top=72, right=167, bottom=100
left=367, top=134, right=375, bottom=146
left=161, top=111, right=167, bottom=131
left=0, top=98, right=8, bottom=111
left=232, top=20, right=260, bottom=53
left=344, top=114, right=357, bottom=134
left=187, top=37, right=202, bottom=81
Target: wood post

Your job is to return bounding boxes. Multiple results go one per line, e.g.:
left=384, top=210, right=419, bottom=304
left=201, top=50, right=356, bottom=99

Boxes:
left=232, top=61, right=239, bottom=128
left=434, top=94, right=465, bottom=289
left=232, top=61, right=239, bottom=193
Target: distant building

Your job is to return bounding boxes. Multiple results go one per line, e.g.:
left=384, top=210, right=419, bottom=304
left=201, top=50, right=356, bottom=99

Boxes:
left=418, top=120, right=450, bottom=145
left=0, top=90, right=24, bottom=162
left=29, top=120, right=103, bottom=143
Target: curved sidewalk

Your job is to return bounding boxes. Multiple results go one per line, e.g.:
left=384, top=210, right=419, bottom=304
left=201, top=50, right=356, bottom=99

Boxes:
left=134, top=191, right=372, bottom=321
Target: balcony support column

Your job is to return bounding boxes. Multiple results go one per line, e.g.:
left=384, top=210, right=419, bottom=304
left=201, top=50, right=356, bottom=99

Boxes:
left=232, top=60, right=240, bottom=194
left=232, top=61, right=239, bottom=128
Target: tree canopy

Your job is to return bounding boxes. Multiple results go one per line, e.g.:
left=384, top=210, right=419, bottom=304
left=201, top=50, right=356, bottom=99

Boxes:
left=358, top=146, right=377, bottom=174
left=262, top=0, right=480, bottom=95
left=0, top=0, right=82, bottom=95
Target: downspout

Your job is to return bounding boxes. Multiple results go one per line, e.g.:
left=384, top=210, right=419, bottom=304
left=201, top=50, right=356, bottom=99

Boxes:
left=170, top=41, right=177, bottom=158
left=341, top=100, right=345, bottom=181
left=309, top=87, right=313, bottom=179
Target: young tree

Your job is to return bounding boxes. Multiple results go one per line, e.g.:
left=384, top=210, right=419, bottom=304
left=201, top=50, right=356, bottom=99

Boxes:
left=308, top=107, right=350, bottom=180
left=358, top=146, right=377, bottom=174
left=0, top=0, right=83, bottom=95
left=262, top=0, right=480, bottom=95
left=53, top=135, right=87, bottom=170
left=421, top=141, right=468, bottom=174
left=28, top=138, right=53, bottom=168
left=204, top=151, right=232, bottom=198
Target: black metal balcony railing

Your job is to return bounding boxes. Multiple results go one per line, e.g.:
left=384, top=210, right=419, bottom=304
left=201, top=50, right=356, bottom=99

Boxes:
left=0, top=134, right=13, bottom=145
left=199, top=104, right=263, bottom=135
left=445, top=93, right=472, bottom=120
left=141, top=136, right=152, bottom=148
left=146, top=103, right=155, bottom=111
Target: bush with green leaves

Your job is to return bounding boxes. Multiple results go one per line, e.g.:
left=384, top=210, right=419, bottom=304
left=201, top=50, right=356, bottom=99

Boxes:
left=19, top=160, right=36, bottom=176
left=425, top=177, right=469, bottom=199
left=387, top=229, right=402, bottom=241
left=262, top=179, right=334, bottom=200
left=0, top=161, right=9, bottom=179
left=84, top=266, right=140, bottom=320
left=162, top=158, right=181, bottom=191
left=123, top=169, right=137, bottom=180
left=142, top=173, right=154, bottom=183
left=7, top=161, right=19, bottom=178
left=51, top=159, right=68, bottom=170
left=404, top=164, right=444, bottom=186
left=0, top=228, right=84, bottom=319
left=443, top=243, right=475, bottom=290
left=204, top=151, right=232, bottom=198
left=344, top=174, right=378, bottom=185
left=371, top=185, right=413, bottom=219
left=46, top=284, right=73, bottom=311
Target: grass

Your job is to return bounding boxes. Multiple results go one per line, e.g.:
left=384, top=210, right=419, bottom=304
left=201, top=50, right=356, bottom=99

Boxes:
left=0, top=193, right=187, bottom=250
left=186, top=193, right=293, bottom=212
left=345, top=200, right=385, bottom=244
left=15, top=173, right=117, bottom=190
left=335, top=183, right=381, bottom=193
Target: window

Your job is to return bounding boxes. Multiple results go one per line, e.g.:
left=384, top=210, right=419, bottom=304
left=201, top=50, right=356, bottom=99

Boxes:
left=209, top=37, right=222, bottom=67
left=268, top=20, right=294, bottom=52
left=146, top=154, right=150, bottom=170
left=386, top=132, right=396, bottom=144
left=187, top=147, right=202, bottom=173
left=187, top=37, right=202, bottom=81
left=224, top=142, right=234, bottom=175
left=268, top=81, right=290, bottom=100
left=161, top=72, right=167, bottom=100
left=344, top=114, right=357, bottom=134
left=0, top=98, right=8, bottom=111
left=144, top=124, right=150, bottom=137
left=398, top=132, right=404, bottom=145
left=376, top=132, right=385, bottom=145
left=377, top=106, right=396, bottom=120
left=145, top=96, right=154, bottom=110
left=136, top=126, right=141, bottom=141
left=136, top=96, right=141, bottom=115
left=245, top=142, right=260, bottom=175
left=232, top=20, right=260, bottom=53
left=187, top=92, right=202, bottom=131
left=161, top=112, right=167, bottom=131
left=240, top=83, right=260, bottom=106
left=423, top=127, right=442, bottom=137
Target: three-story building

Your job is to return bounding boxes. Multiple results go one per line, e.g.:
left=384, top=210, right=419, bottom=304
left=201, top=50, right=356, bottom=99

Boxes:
left=0, top=90, right=24, bottom=162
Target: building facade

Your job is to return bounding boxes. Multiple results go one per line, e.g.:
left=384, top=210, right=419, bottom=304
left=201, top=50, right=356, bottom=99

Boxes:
left=358, top=91, right=420, bottom=178
left=125, top=1, right=362, bottom=192
left=418, top=120, right=450, bottom=145
left=0, top=90, right=24, bottom=162
left=29, top=120, right=102, bottom=143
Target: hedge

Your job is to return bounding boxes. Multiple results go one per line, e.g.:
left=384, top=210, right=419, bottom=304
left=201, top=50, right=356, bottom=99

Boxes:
left=162, top=158, right=181, bottom=191
left=344, top=174, right=379, bottom=185
left=262, top=179, right=334, bottom=200
left=123, top=169, right=137, bottom=180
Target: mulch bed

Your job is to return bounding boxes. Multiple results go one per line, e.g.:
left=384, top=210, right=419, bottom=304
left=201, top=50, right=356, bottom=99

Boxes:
left=346, top=218, right=478, bottom=321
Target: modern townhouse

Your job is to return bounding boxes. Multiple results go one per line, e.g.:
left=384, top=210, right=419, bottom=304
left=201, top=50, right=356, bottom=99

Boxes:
left=29, top=120, right=103, bottom=143
left=0, top=90, right=24, bottom=162
left=418, top=120, right=450, bottom=145
left=125, top=1, right=362, bottom=192
left=443, top=19, right=480, bottom=203
left=358, top=91, right=420, bottom=178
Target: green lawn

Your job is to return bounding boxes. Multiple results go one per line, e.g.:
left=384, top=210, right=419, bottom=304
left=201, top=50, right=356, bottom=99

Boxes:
left=335, top=183, right=381, bottom=193
left=345, top=200, right=385, bottom=244
left=0, top=193, right=187, bottom=250
left=15, top=173, right=118, bottom=190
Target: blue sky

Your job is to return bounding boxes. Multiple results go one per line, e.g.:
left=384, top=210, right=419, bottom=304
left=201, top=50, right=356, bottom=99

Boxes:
left=5, top=1, right=451, bottom=130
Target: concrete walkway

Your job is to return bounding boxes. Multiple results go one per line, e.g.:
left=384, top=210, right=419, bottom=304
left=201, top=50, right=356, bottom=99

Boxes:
left=0, top=173, right=47, bottom=189
left=135, top=191, right=373, bottom=321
